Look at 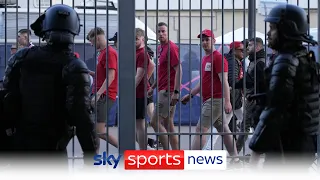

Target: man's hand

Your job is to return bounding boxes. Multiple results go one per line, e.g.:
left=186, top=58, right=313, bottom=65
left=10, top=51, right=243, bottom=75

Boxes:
left=147, top=88, right=154, bottom=97
left=181, top=94, right=191, bottom=105
left=170, top=93, right=179, bottom=106
left=224, top=101, right=232, bottom=114
left=89, top=71, right=95, bottom=76
left=91, top=93, right=101, bottom=107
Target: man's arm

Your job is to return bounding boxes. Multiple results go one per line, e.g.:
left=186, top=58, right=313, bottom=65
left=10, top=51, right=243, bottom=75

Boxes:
left=190, top=82, right=200, bottom=96
left=148, top=59, right=155, bottom=79
left=1, top=49, right=28, bottom=133
left=150, top=81, right=157, bottom=90
left=88, top=70, right=95, bottom=76
left=3, top=48, right=29, bottom=90
left=64, top=60, right=98, bottom=162
left=249, top=55, right=297, bottom=153
left=218, top=72, right=231, bottom=103
left=214, top=55, right=231, bottom=104
left=96, top=51, right=117, bottom=96
left=135, top=68, right=145, bottom=88
left=262, top=55, right=296, bottom=115
left=96, top=69, right=115, bottom=95
left=170, top=45, right=182, bottom=92
left=173, top=64, right=182, bottom=91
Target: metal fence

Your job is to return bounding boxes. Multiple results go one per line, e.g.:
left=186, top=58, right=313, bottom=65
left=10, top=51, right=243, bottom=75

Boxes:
left=0, top=0, right=319, bottom=170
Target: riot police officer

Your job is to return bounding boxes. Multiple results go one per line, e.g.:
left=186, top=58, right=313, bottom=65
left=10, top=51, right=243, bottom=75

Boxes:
left=249, top=4, right=319, bottom=170
left=2, top=4, right=98, bottom=167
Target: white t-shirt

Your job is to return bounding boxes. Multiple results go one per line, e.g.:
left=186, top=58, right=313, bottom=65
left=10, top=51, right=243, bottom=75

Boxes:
left=244, top=56, right=250, bottom=72
left=89, top=75, right=93, bottom=87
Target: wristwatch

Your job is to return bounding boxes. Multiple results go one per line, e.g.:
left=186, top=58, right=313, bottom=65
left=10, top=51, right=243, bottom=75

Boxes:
left=174, top=90, right=179, bottom=94
left=190, top=94, right=194, bottom=98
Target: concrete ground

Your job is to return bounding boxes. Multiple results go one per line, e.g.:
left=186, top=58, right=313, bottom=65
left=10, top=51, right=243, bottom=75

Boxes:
left=66, top=126, right=318, bottom=172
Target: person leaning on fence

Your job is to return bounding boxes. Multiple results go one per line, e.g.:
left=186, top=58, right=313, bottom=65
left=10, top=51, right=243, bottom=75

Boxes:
left=181, top=29, right=243, bottom=166
left=147, top=22, right=182, bottom=150
left=87, top=27, right=119, bottom=149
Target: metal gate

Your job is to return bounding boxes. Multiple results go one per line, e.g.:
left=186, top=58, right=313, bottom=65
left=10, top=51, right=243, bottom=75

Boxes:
left=0, top=0, right=319, bottom=170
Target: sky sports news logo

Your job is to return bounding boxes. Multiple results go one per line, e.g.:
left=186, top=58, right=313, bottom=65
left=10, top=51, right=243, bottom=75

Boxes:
left=93, top=150, right=227, bottom=170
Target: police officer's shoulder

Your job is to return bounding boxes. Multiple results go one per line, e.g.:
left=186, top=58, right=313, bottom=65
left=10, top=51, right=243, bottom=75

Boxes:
left=67, top=57, right=89, bottom=74
left=14, top=47, right=30, bottom=59
left=7, top=47, right=31, bottom=66
left=274, top=53, right=299, bottom=66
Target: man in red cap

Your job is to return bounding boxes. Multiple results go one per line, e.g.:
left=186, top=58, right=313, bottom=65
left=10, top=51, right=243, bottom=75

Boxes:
left=225, top=41, right=244, bottom=138
left=181, top=29, right=240, bottom=164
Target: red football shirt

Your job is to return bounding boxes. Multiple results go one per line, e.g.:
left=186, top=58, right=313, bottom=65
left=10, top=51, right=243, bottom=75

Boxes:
left=201, top=50, right=228, bottom=102
left=92, top=46, right=118, bottom=101
left=136, top=47, right=150, bottom=98
left=157, top=40, right=180, bottom=92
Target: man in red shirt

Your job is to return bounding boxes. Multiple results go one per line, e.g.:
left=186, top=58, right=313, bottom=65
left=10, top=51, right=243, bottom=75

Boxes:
left=148, top=22, right=182, bottom=150
left=87, top=27, right=119, bottom=149
left=109, top=31, right=160, bottom=149
left=181, top=29, right=240, bottom=163
left=135, top=28, right=151, bottom=149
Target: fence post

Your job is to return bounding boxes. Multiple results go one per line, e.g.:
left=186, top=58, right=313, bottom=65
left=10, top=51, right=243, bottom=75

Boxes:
left=248, top=0, right=256, bottom=39
left=118, top=0, right=137, bottom=155
left=317, top=0, right=320, bottom=169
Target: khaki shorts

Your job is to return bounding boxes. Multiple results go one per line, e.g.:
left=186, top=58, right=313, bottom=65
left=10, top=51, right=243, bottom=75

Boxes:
left=92, top=94, right=115, bottom=123
left=154, top=90, right=176, bottom=119
left=198, top=98, right=227, bottom=130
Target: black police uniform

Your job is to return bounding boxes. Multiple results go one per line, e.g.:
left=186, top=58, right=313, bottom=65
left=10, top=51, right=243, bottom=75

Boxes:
left=1, top=5, right=98, bottom=166
left=249, top=4, right=319, bottom=169
left=234, top=48, right=267, bottom=153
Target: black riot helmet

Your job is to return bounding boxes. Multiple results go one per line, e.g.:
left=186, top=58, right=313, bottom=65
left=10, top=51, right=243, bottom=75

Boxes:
left=265, top=3, right=316, bottom=44
left=31, top=4, right=81, bottom=44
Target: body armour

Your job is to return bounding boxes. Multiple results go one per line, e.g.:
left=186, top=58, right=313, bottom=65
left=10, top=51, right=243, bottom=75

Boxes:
left=2, top=46, right=98, bottom=156
left=250, top=46, right=320, bottom=152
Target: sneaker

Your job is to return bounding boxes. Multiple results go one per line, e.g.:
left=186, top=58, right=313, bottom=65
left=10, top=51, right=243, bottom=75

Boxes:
left=243, top=154, right=251, bottom=163
left=147, top=138, right=155, bottom=147
left=147, top=145, right=155, bottom=150
left=153, top=141, right=163, bottom=149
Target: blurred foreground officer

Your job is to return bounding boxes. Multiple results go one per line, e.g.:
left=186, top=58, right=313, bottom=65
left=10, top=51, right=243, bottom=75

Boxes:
left=249, top=4, right=319, bottom=171
left=2, top=4, right=98, bottom=168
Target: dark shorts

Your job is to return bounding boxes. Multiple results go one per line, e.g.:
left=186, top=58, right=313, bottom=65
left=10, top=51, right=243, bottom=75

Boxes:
left=93, top=94, right=115, bottom=123
left=136, top=98, right=146, bottom=120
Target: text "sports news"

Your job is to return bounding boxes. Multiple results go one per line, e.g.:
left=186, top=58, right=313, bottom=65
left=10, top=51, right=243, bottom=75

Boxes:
left=124, top=150, right=227, bottom=170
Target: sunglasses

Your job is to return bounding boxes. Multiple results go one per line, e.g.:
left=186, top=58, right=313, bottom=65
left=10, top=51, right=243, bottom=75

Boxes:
left=235, top=48, right=244, bottom=53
